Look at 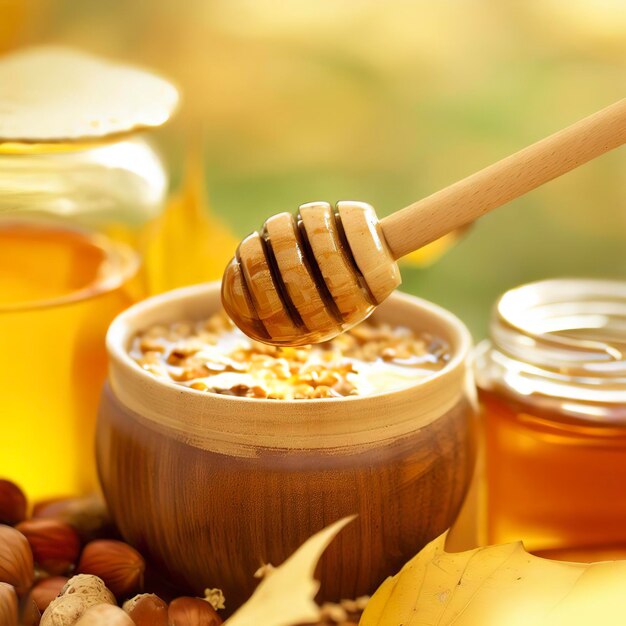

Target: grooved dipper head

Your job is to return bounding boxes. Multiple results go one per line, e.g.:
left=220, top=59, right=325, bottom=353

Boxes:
left=221, top=201, right=401, bottom=346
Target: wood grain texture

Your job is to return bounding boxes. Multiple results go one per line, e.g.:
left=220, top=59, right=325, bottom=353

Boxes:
left=381, top=98, right=626, bottom=259
left=97, top=388, right=475, bottom=611
left=98, top=282, right=476, bottom=612
left=337, top=201, right=400, bottom=304
left=263, top=212, right=338, bottom=335
left=222, top=201, right=387, bottom=346
left=237, top=231, right=300, bottom=340
left=298, top=201, right=373, bottom=326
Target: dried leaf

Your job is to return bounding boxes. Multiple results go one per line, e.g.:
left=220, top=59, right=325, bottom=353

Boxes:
left=0, top=46, right=178, bottom=144
left=225, top=516, right=355, bottom=626
left=142, top=138, right=239, bottom=293
left=360, top=533, right=626, bottom=626
left=400, top=226, right=471, bottom=267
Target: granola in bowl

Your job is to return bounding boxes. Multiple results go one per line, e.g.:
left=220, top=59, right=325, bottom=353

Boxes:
left=130, top=312, right=449, bottom=399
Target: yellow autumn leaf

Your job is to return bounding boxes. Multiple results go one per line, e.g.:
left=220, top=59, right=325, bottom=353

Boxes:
left=400, top=226, right=471, bottom=267
left=226, top=516, right=355, bottom=626
left=360, top=532, right=626, bottom=626
left=143, top=140, right=239, bottom=294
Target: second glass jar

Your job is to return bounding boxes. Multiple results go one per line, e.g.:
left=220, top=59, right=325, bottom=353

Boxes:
left=476, top=278, right=626, bottom=561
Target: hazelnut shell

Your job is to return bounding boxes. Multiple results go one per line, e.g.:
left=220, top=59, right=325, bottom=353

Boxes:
left=0, top=582, right=18, bottom=626
left=19, top=595, right=41, bottom=626
left=123, top=593, right=169, bottom=626
left=0, top=524, right=34, bottom=595
left=0, top=481, right=27, bottom=526
left=168, top=597, right=222, bottom=626
left=29, top=576, right=69, bottom=613
left=16, top=519, right=80, bottom=576
left=32, top=496, right=114, bottom=543
left=77, top=540, right=144, bottom=599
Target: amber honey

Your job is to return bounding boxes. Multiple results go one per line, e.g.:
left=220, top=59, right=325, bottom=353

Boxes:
left=0, top=221, right=140, bottom=500
left=482, top=390, right=626, bottom=558
left=476, top=279, right=626, bottom=561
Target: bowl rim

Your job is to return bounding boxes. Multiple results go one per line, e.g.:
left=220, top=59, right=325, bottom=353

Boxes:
left=104, top=282, right=474, bottom=452
left=106, top=281, right=473, bottom=405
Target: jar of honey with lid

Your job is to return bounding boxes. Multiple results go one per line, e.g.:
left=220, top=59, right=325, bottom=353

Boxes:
left=475, top=278, right=626, bottom=561
left=0, top=46, right=178, bottom=498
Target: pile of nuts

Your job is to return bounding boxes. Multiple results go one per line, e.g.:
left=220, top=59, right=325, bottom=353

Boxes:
left=0, top=479, right=365, bottom=626
left=131, top=312, right=449, bottom=400
left=0, top=479, right=223, bottom=626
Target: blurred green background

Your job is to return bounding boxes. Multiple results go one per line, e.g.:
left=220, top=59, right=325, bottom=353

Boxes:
left=4, top=0, right=625, bottom=338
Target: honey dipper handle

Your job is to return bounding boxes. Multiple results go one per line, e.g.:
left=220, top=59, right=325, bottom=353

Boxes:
left=380, top=98, right=626, bottom=260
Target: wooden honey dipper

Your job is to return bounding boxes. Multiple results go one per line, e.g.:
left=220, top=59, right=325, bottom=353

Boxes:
left=222, top=98, right=626, bottom=346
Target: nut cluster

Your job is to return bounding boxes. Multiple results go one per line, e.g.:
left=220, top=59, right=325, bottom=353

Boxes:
left=131, top=312, right=449, bottom=400
left=0, top=479, right=225, bottom=626
left=0, top=478, right=365, bottom=626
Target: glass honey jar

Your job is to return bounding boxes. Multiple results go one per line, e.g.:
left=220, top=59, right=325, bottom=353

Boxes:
left=475, top=278, right=626, bottom=561
left=0, top=137, right=167, bottom=500
left=0, top=46, right=177, bottom=499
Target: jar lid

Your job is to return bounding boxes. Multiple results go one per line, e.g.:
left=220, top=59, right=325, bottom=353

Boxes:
left=0, top=46, right=178, bottom=149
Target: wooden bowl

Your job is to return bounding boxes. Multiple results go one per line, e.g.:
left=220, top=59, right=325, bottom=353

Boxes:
left=96, top=282, right=476, bottom=609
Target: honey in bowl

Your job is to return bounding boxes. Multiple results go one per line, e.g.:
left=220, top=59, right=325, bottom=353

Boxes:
left=129, top=312, right=450, bottom=399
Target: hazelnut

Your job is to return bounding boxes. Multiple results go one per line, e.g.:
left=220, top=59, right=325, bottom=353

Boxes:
left=0, top=480, right=27, bottom=526
left=77, top=540, right=144, bottom=599
left=29, top=577, right=69, bottom=613
left=16, top=520, right=81, bottom=576
left=41, top=575, right=115, bottom=626
left=0, top=524, right=34, bottom=595
left=123, top=593, right=169, bottom=626
left=168, top=597, right=222, bottom=626
left=32, top=496, right=114, bottom=543
left=0, top=583, right=18, bottom=626
left=74, top=604, right=134, bottom=626
left=19, top=595, right=41, bottom=626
